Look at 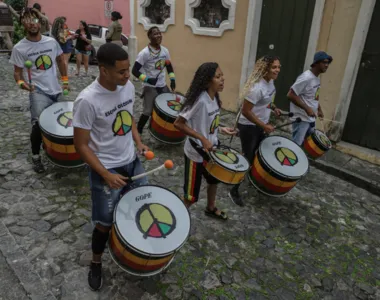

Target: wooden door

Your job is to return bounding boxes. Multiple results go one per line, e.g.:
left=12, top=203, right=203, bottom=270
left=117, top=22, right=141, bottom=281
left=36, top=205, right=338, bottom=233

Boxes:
left=342, top=1, right=380, bottom=150
left=256, top=0, right=316, bottom=110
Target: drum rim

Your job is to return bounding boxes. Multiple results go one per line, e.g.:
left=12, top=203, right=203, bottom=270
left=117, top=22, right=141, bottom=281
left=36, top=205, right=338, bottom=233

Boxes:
left=154, top=92, right=185, bottom=117
left=258, top=135, right=309, bottom=179
left=40, top=126, right=74, bottom=140
left=113, top=184, right=191, bottom=257
left=248, top=173, right=289, bottom=198
left=39, top=101, right=74, bottom=136
left=209, top=146, right=250, bottom=172
left=148, top=127, right=186, bottom=145
left=311, top=130, right=332, bottom=151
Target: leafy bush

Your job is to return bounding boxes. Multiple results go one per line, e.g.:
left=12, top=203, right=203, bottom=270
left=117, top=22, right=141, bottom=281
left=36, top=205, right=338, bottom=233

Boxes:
left=4, top=0, right=25, bottom=43
left=4, top=0, right=25, bottom=11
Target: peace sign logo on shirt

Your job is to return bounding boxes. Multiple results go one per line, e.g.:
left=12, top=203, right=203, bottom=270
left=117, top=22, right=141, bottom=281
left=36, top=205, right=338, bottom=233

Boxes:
left=112, top=110, right=132, bottom=136
left=209, top=114, right=220, bottom=134
left=315, top=87, right=320, bottom=101
left=155, top=59, right=166, bottom=70
left=35, top=55, right=52, bottom=71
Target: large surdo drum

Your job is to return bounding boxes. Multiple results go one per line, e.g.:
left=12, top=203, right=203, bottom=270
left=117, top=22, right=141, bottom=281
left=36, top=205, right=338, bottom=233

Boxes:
left=109, top=185, right=191, bottom=277
left=249, top=136, right=309, bottom=197
left=303, top=129, right=332, bottom=159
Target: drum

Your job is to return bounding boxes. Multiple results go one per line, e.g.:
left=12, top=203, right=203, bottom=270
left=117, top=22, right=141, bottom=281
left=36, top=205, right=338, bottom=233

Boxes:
left=109, top=185, right=191, bottom=277
left=204, top=146, right=250, bottom=185
left=303, top=130, right=332, bottom=159
left=149, top=93, right=186, bottom=144
left=39, top=102, right=84, bottom=168
left=249, top=136, right=309, bottom=197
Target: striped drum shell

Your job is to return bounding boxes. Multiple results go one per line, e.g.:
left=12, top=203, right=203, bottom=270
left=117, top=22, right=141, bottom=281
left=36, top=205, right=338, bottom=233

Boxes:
left=249, top=136, right=309, bottom=197
left=148, top=93, right=186, bottom=144
left=39, top=102, right=84, bottom=168
left=303, top=130, right=332, bottom=159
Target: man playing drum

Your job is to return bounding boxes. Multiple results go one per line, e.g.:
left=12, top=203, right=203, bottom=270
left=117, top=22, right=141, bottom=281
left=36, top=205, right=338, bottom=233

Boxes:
left=174, top=62, right=236, bottom=220
left=9, top=8, right=69, bottom=173
left=132, top=26, right=176, bottom=134
left=73, top=43, right=149, bottom=291
left=229, top=56, right=282, bottom=206
left=287, top=51, right=333, bottom=146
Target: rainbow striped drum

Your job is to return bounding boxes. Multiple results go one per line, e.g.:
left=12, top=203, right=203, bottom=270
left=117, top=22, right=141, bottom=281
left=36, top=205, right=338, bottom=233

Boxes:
left=249, top=136, right=309, bottom=197
left=303, top=130, right=332, bottom=159
left=39, top=102, right=84, bottom=168
left=109, top=185, right=191, bottom=277
left=149, top=93, right=186, bottom=144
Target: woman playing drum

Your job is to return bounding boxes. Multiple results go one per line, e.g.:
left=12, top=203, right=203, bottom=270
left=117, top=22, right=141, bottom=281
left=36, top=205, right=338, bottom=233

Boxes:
left=174, top=62, right=236, bottom=220
left=228, top=56, right=282, bottom=206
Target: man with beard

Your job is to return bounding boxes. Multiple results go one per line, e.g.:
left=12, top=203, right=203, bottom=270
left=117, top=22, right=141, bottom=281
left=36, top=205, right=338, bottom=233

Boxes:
left=287, top=51, right=333, bottom=146
left=132, top=26, right=176, bottom=134
left=9, top=8, right=69, bottom=173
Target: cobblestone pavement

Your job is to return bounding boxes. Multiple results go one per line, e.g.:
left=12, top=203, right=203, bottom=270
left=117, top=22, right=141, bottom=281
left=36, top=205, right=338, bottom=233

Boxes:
left=0, top=55, right=380, bottom=300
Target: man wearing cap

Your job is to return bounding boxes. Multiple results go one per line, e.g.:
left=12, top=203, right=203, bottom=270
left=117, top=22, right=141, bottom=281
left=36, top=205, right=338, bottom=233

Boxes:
left=287, top=51, right=333, bottom=146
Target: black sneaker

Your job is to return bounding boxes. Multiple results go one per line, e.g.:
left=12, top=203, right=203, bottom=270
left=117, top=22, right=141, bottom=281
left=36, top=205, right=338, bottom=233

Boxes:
left=32, top=156, right=45, bottom=173
left=88, top=262, right=103, bottom=291
left=228, top=187, right=244, bottom=207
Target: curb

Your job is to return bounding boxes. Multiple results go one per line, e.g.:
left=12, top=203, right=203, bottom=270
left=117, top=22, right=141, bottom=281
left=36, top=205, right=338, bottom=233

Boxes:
left=0, top=222, right=57, bottom=300
left=309, top=159, right=380, bottom=197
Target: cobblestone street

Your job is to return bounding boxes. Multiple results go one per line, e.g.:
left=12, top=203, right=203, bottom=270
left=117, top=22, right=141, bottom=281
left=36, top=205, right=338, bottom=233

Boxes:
left=0, top=55, right=380, bottom=300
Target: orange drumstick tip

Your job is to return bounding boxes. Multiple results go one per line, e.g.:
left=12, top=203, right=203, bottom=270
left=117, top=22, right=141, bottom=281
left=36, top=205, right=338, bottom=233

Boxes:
left=164, top=160, right=174, bottom=169
left=144, top=151, right=155, bottom=160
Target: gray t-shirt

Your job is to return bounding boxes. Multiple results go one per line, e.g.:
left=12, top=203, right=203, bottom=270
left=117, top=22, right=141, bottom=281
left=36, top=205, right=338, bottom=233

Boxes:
left=179, top=91, right=220, bottom=163
left=73, top=79, right=136, bottom=169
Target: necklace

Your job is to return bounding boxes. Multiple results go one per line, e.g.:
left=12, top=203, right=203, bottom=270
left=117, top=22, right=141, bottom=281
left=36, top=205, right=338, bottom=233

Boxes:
left=148, top=44, right=161, bottom=58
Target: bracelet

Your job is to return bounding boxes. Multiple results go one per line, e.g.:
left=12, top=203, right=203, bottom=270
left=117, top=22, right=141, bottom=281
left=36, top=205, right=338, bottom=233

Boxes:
left=17, top=80, right=25, bottom=88
left=63, top=81, right=69, bottom=85
left=169, top=72, right=175, bottom=80
left=61, top=76, right=69, bottom=82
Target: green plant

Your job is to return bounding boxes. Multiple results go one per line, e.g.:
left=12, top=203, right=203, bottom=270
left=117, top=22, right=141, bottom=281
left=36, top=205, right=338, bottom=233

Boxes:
left=12, top=19, right=25, bottom=44
left=4, top=0, right=25, bottom=11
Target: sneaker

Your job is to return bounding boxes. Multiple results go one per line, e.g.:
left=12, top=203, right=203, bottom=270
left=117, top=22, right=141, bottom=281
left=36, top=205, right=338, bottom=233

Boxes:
left=88, top=262, right=103, bottom=291
left=228, top=187, right=244, bottom=207
left=32, top=155, right=45, bottom=173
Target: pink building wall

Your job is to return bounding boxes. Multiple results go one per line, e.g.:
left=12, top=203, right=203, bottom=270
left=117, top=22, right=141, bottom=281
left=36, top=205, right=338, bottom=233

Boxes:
left=29, top=0, right=131, bottom=35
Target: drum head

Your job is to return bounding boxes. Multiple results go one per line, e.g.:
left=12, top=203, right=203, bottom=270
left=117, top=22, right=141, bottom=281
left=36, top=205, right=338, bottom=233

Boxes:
left=314, top=130, right=332, bottom=149
left=155, top=93, right=185, bottom=117
left=39, top=102, right=74, bottom=138
left=115, top=185, right=190, bottom=256
left=259, top=136, right=308, bottom=178
left=210, top=147, right=250, bottom=171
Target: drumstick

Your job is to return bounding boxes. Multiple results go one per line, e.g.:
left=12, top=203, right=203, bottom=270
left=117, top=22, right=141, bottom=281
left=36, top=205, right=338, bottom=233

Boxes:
left=142, top=150, right=155, bottom=160
left=274, top=117, right=302, bottom=130
left=130, top=160, right=173, bottom=181
left=24, top=60, right=33, bottom=91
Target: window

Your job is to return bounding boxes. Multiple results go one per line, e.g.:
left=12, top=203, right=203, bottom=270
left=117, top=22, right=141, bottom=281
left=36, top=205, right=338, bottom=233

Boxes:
left=88, top=25, right=101, bottom=38
left=137, top=0, right=175, bottom=32
left=121, top=35, right=128, bottom=46
left=185, top=0, right=236, bottom=37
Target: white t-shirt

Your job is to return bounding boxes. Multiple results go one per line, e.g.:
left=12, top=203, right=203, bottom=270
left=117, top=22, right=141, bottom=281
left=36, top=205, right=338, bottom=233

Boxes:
left=290, top=70, right=321, bottom=122
left=239, top=78, right=276, bottom=126
left=135, top=45, right=171, bottom=88
left=179, top=91, right=220, bottom=163
left=9, top=36, right=63, bottom=95
left=73, top=79, right=136, bottom=169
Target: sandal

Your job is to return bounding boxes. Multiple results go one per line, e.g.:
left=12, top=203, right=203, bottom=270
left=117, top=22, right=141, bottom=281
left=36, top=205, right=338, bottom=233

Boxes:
left=205, top=207, right=228, bottom=221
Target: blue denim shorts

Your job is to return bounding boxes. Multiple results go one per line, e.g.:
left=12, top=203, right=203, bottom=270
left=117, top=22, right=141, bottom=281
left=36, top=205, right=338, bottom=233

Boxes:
left=292, top=121, right=315, bottom=146
left=89, top=156, right=148, bottom=226
left=75, top=49, right=91, bottom=56
left=30, top=88, right=61, bottom=125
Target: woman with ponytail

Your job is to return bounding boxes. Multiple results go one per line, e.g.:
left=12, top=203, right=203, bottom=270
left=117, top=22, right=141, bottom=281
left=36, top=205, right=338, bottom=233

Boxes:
left=174, top=62, right=237, bottom=220
left=228, top=55, right=282, bottom=206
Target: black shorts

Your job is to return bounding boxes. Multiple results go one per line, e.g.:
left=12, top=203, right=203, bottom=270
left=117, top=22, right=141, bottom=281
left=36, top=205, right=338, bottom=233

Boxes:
left=238, top=123, right=266, bottom=164
left=183, top=154, right=219, bottom=203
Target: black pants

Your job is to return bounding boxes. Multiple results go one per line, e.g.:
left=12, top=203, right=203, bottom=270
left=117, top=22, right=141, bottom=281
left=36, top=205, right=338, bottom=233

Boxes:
left=231, top=123, right=265, bottom=192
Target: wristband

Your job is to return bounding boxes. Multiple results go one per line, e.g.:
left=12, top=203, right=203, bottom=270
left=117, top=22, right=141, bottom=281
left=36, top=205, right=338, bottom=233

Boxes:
left=139, top=74, right=148, bottom=82
left=17, top=80, right=25, bottom=88
left=169, top=72, right=175, bottom=80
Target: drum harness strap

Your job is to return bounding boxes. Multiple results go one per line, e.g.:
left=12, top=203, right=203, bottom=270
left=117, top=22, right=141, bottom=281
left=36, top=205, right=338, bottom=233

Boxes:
left=189, top=138, right=220, bottom=164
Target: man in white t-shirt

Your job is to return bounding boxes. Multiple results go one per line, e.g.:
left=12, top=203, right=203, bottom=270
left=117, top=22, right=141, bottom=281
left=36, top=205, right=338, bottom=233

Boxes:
left=287, top=51, right=333, bottom=145
left=73, top=43, right=149, bottom=291
left=9, top=8, right=69, bottom=173
left=132, top=26, right=176, bottom=134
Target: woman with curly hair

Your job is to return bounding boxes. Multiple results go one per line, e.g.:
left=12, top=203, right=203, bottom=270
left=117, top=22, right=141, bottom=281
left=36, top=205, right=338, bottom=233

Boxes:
left=228, top=55, right=282, bottom=206
left=52, top=16, right=73, bottom=75
left=73, top=20, right=92, bottom=76
left=174, top=62, right=237, bottom=220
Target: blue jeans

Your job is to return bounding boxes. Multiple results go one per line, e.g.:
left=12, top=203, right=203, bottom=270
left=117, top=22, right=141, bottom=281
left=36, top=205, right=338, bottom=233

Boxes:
left=89, top=156, right=148, bottom=226
left=292, top=121, right=315, bottom=146
left=30, top=88, right=61, bottom=125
